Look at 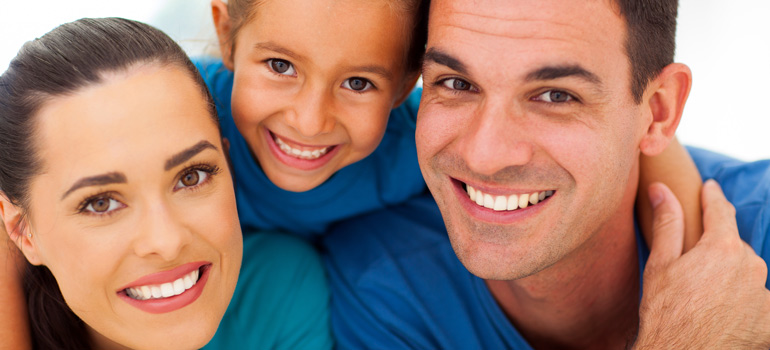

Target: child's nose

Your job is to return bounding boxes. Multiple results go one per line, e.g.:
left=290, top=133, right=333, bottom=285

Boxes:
left=286, top=87, right=336, bottom=138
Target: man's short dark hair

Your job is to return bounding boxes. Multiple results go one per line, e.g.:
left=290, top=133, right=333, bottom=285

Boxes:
left=617, top=0, right=679, bottom=103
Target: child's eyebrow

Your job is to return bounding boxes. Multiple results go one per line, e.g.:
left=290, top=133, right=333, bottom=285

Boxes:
left=341, top=65, right=394, bottom=81
left=254, top=42, right=307, bottom=61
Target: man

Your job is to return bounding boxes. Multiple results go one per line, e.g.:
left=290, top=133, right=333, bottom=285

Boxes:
left=323, top=0, right=770, bottom=348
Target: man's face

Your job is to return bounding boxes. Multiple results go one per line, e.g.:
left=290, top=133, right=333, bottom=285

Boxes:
left=417, top=0, right=650, bottom=280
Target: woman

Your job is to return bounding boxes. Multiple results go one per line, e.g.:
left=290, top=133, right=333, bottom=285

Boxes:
left=0, top=18, right=328, bottom=349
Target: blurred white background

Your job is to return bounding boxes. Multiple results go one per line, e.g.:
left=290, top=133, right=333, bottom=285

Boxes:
left=1, top=0, right=768, bottom=161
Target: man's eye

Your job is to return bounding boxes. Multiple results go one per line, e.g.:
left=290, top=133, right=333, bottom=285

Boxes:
left=175, top=169, right=209, bottom=190
left=536, top=90, right=574, bottom=103
left=267, top=59, right=296, bottom=76
left=83, top=196, right=123, bottom=215
left=342, top=77, right=373, bottom=92
left=440, top=78, right=473, bottom=91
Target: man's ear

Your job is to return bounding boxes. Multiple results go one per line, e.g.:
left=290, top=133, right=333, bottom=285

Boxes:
left=639, top=63, right=692, bottom=157
left=393, top=71, right=422, bottom=108
left=0, top=194, right=42, bottom=265
left=211, top=0, right=235, bottom=70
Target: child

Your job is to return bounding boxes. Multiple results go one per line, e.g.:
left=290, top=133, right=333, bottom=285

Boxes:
left=194, top=0, right=428, bottom=239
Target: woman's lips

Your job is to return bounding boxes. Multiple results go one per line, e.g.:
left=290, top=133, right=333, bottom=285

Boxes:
left=117, top=262, right=211, bottom=314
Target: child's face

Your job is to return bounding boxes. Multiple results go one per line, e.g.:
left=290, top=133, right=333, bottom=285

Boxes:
left=214, top=0, right=416, bottom=192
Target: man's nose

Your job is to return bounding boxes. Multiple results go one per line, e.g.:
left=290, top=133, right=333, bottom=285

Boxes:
left=457, top=99, right=533, bottom=176
left=284, top=86, right=336, bottom=139
left=133, top=201, right=191, bottom=261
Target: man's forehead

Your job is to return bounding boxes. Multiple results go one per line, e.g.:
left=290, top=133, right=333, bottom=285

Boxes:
left=426, top=0, right=628, bottom=77
left=429, top=0, right=624, bottom=40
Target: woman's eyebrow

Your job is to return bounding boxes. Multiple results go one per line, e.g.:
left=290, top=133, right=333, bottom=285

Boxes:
left=164, top=140, right=218, bottom=171
left=61, top=172, right=127, bottom=200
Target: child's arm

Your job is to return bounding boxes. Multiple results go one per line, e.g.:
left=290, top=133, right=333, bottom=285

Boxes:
left=1, top=221, right=31, bottom=350
left=637, top=137, right=703, bottom=252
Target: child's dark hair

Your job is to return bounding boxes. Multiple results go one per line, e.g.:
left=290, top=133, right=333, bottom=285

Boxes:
left=222, top=0, right=429, bottom=74
left=0, top=17, right=217, bottom=349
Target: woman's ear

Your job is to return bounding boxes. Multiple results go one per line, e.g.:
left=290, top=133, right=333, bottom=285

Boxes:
left=0, top=194, right=42, bottom=265
left=639, top=63, right=693, bottom=157
left=211, top=0, right=235, bottom=70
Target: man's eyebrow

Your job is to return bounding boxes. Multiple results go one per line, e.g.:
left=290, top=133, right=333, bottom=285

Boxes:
left=423, top=48, right=468, bottom=75
left=254, top=42, right=306, bottom=61
left=61, top=172, right=127, bottom=200
left=165, top=140, right=218, bottom=171
left=525, top=65, right=602, bottom=86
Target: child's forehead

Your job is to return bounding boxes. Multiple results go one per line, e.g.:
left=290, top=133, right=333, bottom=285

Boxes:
left=241, top=0, right=413, bottom=64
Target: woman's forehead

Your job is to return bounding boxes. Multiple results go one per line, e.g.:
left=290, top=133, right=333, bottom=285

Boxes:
left=32, top=65, right=218, bottom=181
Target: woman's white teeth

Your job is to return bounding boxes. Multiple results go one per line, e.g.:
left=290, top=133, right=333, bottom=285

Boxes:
left=274, top=136, right=329, bottom=160
left=125, top=269, right=200, bottom=301
left=465, top=184, right=554, bottom=211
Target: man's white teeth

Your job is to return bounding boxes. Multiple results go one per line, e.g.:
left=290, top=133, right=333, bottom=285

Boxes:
left=274, top=136, right=329, bottom=160
left=465, top=185, right=554, bottom=211
left=125, top=268, right=200, bottom=301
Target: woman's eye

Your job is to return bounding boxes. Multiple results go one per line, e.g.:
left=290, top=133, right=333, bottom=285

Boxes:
left=84, top=196, right=123, bottom=214
left=267, top=59, right=296, bottom=76
left=342, top=77, right=373, bottom=92
left=175, top=169, right=209, bottom=190
left=441, top=78, right=473, bottom=91
left=536, top=90, right=574, bottom=103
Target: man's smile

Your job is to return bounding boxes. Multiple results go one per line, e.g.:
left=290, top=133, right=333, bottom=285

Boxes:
left=465, top=183, right=555, bottom=211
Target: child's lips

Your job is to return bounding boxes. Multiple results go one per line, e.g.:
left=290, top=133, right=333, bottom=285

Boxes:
left=272, top=133, right=335, bottom=160
left=264, top=129, right=341, bottom=170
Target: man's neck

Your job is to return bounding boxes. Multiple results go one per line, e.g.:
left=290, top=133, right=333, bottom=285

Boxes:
left=486, top=205, right=641, bottom=350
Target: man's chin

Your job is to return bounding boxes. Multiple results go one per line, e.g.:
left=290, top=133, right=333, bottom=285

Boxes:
left=447, top=227, right=546, bottom=281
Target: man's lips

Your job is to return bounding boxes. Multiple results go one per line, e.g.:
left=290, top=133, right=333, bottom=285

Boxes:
left=450, top=177, right=556, bottom=222
left=464, top=183, right=555, bottom=211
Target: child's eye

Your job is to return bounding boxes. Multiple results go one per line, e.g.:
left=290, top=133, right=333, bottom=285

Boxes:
left=342, top=77, right=374, bottom=92
left=439, top=78, right=474, bottom=92
left=267, top=59, right=296, bottom=76
left=79, top=195, right=125, bottom=216
left=534, top=90, right=575, bottom=103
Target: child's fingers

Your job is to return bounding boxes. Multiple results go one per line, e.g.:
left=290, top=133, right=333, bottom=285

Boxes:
left=645, top=182, right=685, bottom=272
left=700, top=179, right=739, bottom=242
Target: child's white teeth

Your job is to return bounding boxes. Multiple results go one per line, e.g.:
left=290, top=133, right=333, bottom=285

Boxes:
left=125, top=268, right=201, bottom=301
left=274, top=135, right=330, bottom=160
left=465, top=184, right=554, bottom=212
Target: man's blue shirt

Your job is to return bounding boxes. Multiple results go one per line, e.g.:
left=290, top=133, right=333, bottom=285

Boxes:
left=322, top=147, right=770, bottom=349
left=193, top=58, right=425, bottom=240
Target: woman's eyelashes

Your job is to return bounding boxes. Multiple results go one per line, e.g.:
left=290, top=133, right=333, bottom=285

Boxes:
left=76, top=164, right=222, bottom=217
left=173, top=164, right=221, bottom=192
left=77, top=193, right=125, bottom=216
left=266, top=58, right=297, bottom=77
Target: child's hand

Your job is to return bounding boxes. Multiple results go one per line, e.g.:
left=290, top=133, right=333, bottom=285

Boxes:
left=634, top=180, right=770, bottom=349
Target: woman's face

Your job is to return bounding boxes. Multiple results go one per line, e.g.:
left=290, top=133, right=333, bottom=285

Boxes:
left=23, top=64, right=242, bottom=349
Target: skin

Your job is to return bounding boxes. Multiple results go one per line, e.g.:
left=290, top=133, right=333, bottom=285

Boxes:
left=0, top=64, right=242, bottom=349
left=211, top=0, right=420, bottom=192
left=417, top=0, right=693, bottom=347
